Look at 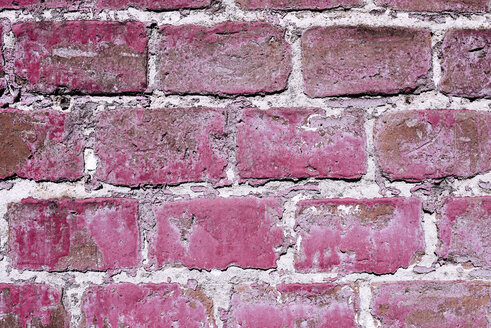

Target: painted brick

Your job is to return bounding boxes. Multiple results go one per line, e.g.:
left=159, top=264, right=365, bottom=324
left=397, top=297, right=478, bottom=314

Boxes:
left=0, top=283, right=69, bottom=327
left=237, top=108, right=366, bottom=181
left=302, top=26, right=431, bottom=97
left=374, top=0, right=489, bottom=12
left=294, top=198, right=423, bottom=274
left=374, top=109, right=491, bottom=181
left=0, top=108, right=84, bottom=181
left=13, top=21, right=147, bottom=94
left=0, top=25, right=5, bottom=92
left=7, top=198, right=139, bottom=271
left=94, top=108, right=229, bottom=186
left=81, top=283, right=215, bottom=327
left=0, top=0, right=74, bottom=8
left=440, top=29, right=491, bottom=98
left=148, top=197, right=286, bottom=270
left=235, top=0, right=362, bottom=10
left=98, top=0, right=211, bottom=9
left=372, top=281, right=491, bottom=327
left=224, top=283, right=360, bottom=328
left=436, top=197, right=491, bottom=268
left=159, top=22, right=292, bottom=96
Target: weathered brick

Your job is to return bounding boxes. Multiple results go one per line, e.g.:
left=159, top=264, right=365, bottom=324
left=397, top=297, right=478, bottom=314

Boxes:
left=440, top=29, right=491, bottom=98
left=224, top=283, right=360, bottom=328
left=0, top=283, right=69, bottom=327
left=13, top=21, right=147, bottom=94
left=374, top=0, right=489, bottom=12
left=159, top=22, right=292, bottom=96
left=148, top=197, right=286, bottom=270
left=7, top=198, right=139, bottom=271
left=374, top=109, right=491, bottom=181
left=237, top=108, right=366, bottom=181
left=0, top=25, right=5, bottom=92
left=98, top=0, right=210, bottom=9
left=302, top=26, right=431, bottom=97
left=372, top=281, right=491, bottom=327
left=436, top=197, right=491, bottom=268
left=94, top=108, right=229, bottom=186
left=294, top=198, right=423, bottom=274
left=0, top=0, right=74, bottom=8
left=236, top=0, right=362, bottom=10
left=81, top=283, right=215, bottom=327
left=0, top=108, right=84, bottom=181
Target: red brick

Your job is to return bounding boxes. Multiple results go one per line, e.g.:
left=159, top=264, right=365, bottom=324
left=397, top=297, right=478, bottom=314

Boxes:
left=81, top=283, right=215, bottom=327
left=0, top=0, right=75, bottom=8
left=374, top=109, right=491, bottom=181
left=374, top=0, right=488, bottom=12
left=94, top=108, right=229, bottom=186
left=440, top=29, right=491, bottom=98
left=7, top=198, right=139, bottom=271
left=372, top=281, right=491, bottom=328
left=159, top=22, right=292, bottom=96
left=148, top=197, right=286, bottom=270
left=302, top=26, right=431, bottom=97
left=237, top=108, right=366, bottom=181
left=224, top=283, right=360, bottom=328
left=0, top=108, right=84, bottom=181
left=0, top=283, right=68, bottom=327
left=0, top=26, right=5, bottom=92
left=436, top=197, right=491, bottom=268
left=13, top=21, right=147, bottom=94
left=236, top=0, right=362, bottom=10
left=98, top=0, right=210, bottom=9
left=294, top=198, right=423, bottom=274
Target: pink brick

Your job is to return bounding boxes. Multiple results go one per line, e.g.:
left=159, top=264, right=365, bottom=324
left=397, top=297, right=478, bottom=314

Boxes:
left=81, top=283, right=215, bottom=327
left=224, top=283, right=360, bottom=328
left=374, top=0, right=489, bottom=12
left=94, top=108, right=229, bottom=186
left=440, top=29, right=491, bottom=98
left=0, top=25, right=5, bottom=92
left=7, top=198, right=139, bottom=271
left=372, top=281, right=491, bottom=327
left=436, top=197, right=491, bottom=268
left=235, top=0, right=362, bottom=10
left=294, top=198, right=423, bottom=274
left=374, top=109, right=491, bottom=181
left=13, top=21, right=147, bottom=94
left=0, top=283, right=69, bottom=327
left=237, top=108, right=366, bottom=181
left=159, top=22, right=292, bottom=96
left=0, top=0, right=75, bottom=8
left=302, top=26, right=431, bottom=97
left=148, top=197, right=286, bottom=270
left=0, top=108, right=84, bottom=181
left=98, top=0, right=210, bottom=9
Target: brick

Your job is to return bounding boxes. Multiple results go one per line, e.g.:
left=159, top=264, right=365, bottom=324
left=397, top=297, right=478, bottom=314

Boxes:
left=375, top=0, right=489, bottom=12
left=440, top=29, right=491, bottom=98
left=94, top=108, right=229, bottom=186
left=0, top=0, right=75, bottom=8
left=0, top=108, right=84, bottom=181
left=235, top=0, right=362, bottom=10
left=81, top=283, right=214, bottom=327
left=374, top=109, right=491, bottom=181
left=0, top=25, right=5, bottom=92
left=294, top=198, right=423, bottom=274
left=224, top=283, right=360, bottom=328
left=159, top=22, right=292, bottom=96
left=148, top=197, right=286, bottom=270
left=237, top=108, right=366, bottom=180
left=0, top=283, right=68, bottom=327
left=97, top=0, right=211, bottom=9
left=13, top=21, right=147, bottom=94
left=436, top=197, right=491, bottom=268
left=7, top=198, right=139, bottom=271
left=302, top=26, right=431, bottom=97
left=372, top=281, right=491, bottom=327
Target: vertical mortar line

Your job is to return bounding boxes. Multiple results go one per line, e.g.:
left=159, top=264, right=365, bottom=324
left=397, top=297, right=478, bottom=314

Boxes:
left=147, top=22, right=161, bottom=98
left=358, top=280, right=379, bottom=328
left=430, top=26, right=446, bottom=96
left=362, top=109, right=378, bottom=185
left=285, top=25, right=306, bottom=105
left=419, top=212, right=439, bottom=268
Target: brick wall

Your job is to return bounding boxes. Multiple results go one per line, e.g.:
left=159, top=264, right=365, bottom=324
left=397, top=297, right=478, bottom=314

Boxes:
left=0, top=1, right=489, bottom=326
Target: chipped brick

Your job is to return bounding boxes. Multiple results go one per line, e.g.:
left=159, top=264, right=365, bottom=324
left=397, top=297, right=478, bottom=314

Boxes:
left=235, top=0, right=362, bottom=10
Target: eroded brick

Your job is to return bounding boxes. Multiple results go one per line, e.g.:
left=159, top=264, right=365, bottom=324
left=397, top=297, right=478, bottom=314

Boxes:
left=98, top=0, right=210, bottom=9
left=0, top=0, right=76, bottom=8
left=236, top=0, right=362, bottom=10
left=440, top=29, right=491, bottom=98
left=374, top=0, right=489, bottom=12
left=224, top=283, right=360, bottom=327
left=0, top=26, right=5, bottom=92
left=237, top=108, right=366, bottom=181
left=94, top=108, right=229, bottom=186
left=7, top=198, right=139, bottom=271
left=294, top=198, right=424, bottom=274
left=372, top=281, right=491, bottom=327
left=81, top=283, right=215, bottom=327
left=374, top=109, right=491, bottom=181
left=0, top=108, right=84, bottom=181
left=437, top=197, right=491, bottom=268
left=13, top=21, right=147, bottom=94
left=0, top=283, right=69, bottom=327
left=159, top=22, right=292, bottom=96
left=148, top=197, right=286, bottom=270
left=302, top=26, right=431, bottom=97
